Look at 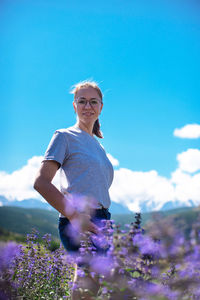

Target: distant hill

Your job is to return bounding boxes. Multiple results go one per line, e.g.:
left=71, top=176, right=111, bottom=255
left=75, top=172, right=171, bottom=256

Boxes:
left=0, top=206, right=59, bottom=239
left=109, top=201, right=132, bottom=214
left=0, top=226, right=26, bottom=243
left=0, top=196, right=132, bottom=214
left=0, top=206, right=200, bottom=242
left=113, top=206, right=200, bottom=233
left=1, top=195, right=199, bottom=214
left=0, top=196, right=54, bottom=210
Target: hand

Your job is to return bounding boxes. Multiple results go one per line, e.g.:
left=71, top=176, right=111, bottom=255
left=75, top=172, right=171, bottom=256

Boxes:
left=69, top=212, right=99, bottom=235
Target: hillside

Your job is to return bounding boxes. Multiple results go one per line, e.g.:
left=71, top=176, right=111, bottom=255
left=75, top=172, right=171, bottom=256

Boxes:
left=0, top=226, right=26, bottom=243
left=0, top=206, right=200, bottom=242
left=110, top=206, right=195, bottom=228
left=0, top=196, right=133, bottom=214
left=0, top=206, right=59, bottom=239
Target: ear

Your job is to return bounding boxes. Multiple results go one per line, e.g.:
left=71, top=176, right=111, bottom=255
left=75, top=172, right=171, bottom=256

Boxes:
left=73, top=101, right=77, bottom=113
left=100, top=102, right=103, bottom=113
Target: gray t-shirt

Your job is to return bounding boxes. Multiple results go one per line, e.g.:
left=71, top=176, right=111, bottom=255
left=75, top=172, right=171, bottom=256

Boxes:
left=42, top=126, right=114, bottom=217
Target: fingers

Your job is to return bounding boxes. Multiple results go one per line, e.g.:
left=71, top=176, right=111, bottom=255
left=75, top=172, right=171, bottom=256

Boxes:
left=70, top=213, right=100, bottom=235
left=89, top=222, right=99, bottom=235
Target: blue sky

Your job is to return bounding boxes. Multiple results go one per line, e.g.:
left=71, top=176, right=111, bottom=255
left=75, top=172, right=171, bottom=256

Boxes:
left=1, top=0, right=200, bottom=211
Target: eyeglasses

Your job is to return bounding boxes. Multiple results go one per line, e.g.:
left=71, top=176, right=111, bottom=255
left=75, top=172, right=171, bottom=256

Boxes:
left=75, top=97, right=102, bottom=107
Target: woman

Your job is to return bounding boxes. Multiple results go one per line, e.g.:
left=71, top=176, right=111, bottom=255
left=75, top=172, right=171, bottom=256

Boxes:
left=33, top=80, right=114, bottom=299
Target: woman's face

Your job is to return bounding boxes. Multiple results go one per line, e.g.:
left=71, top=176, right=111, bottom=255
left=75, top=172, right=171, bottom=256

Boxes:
left=73, top=86, right=103, bottom=125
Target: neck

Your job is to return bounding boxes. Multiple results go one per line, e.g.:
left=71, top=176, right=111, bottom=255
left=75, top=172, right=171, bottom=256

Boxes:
left=75, top=121, right=94, bottom=136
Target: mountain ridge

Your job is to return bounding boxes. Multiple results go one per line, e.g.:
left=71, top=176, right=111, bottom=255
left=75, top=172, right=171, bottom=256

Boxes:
left=0, top=195, right=198, bottom=214
left=0, top=205, right=199, bottom=241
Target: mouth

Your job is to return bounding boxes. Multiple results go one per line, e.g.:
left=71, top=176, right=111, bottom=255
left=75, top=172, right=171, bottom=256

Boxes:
left=82, top=112, right=94, bottom=116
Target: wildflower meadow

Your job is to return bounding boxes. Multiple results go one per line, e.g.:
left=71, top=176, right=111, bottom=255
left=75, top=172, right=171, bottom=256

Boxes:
left=1, top=213, right=200, bottom=300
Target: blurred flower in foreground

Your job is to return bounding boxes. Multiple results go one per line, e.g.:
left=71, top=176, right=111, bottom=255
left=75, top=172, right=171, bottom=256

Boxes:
left=1, top=210, right=200, bottom=299
left=0, top=242, right=21, bottom=272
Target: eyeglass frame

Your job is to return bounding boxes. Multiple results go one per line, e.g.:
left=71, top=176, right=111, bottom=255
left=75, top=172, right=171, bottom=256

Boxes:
left=74, top=97, right=103, bottom=107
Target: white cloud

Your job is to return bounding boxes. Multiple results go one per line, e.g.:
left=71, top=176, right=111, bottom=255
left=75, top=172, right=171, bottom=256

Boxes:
left=110, top=169, right=175, bottom=212
left=174, top=124, right=200, bottom=139
left=0, top=149, right=200, bottom=212
left=109, top=147, right=200, bottom=211
left=171, top=169, right=200, bottom=206
left=107, top=153, right=119, bottom=167
left=0, top=156, right=60, bottom=201
left=177, top=149, right=200, bottom=173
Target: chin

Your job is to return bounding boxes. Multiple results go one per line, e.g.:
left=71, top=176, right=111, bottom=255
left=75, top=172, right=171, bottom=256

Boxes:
left=81, top=116, right=95, bottom=123
left=82, top=115, right=96, bottom=121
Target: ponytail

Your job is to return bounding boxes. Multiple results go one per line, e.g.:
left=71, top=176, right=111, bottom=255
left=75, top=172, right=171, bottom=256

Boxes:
left=93, top=118, right=103, bottom=139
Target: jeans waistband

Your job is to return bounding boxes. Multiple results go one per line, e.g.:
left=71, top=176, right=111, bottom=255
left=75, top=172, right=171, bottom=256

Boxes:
left=96, top=207, right=109, bottom=212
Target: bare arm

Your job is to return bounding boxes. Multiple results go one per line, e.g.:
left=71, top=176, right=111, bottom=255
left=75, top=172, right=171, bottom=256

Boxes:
left=33, top=160, right=72, bottom=218
left=33, top=160, right=98, bottom=234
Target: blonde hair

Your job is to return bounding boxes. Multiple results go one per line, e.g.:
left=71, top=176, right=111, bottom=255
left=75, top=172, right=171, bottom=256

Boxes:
left=70, top=80, right=104, bottom=138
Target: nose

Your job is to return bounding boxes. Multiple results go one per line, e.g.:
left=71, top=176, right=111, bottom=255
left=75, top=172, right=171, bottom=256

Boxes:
left=85, top=101, right=92, bottom=109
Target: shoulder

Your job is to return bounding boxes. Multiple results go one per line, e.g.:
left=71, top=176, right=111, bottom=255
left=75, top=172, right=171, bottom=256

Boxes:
left=54, top=126, right=77, bottom=136
left=48, top=128, right=72, bottom=145
left=53, top=127, right=80, bottom=143
left=55, top=126, right=78, bottom=134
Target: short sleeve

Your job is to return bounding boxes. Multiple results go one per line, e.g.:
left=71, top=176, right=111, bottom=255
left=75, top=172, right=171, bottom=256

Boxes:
left=42, top=131, right=69, bottom=166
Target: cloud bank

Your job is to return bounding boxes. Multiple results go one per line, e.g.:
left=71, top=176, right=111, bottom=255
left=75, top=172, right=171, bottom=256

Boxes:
left=174, top=124, right=200, bottom=139
left=0, top=145, right=199, bottom=212
left=0, top=156, right=60, bottom=201
left=110, top=148, right=200, bottom=212
left=177, top=148, right=200, bottom=173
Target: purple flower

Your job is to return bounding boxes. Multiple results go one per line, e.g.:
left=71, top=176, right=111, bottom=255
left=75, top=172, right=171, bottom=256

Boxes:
left=90, top=232, right=109, bottom=250
left=0, top=242, right=20, bottom=272
left=132, top=234, right=161, bottom=257
left=90, top=255, right=114, bottom=277
left=76, top=269, right=85, bottom=277
left=42, top=233, right=51, bottom=245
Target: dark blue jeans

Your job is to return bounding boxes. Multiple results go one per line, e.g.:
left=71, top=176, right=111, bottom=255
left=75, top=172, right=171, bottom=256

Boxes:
left=58, top=208, right=111, bottom=261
